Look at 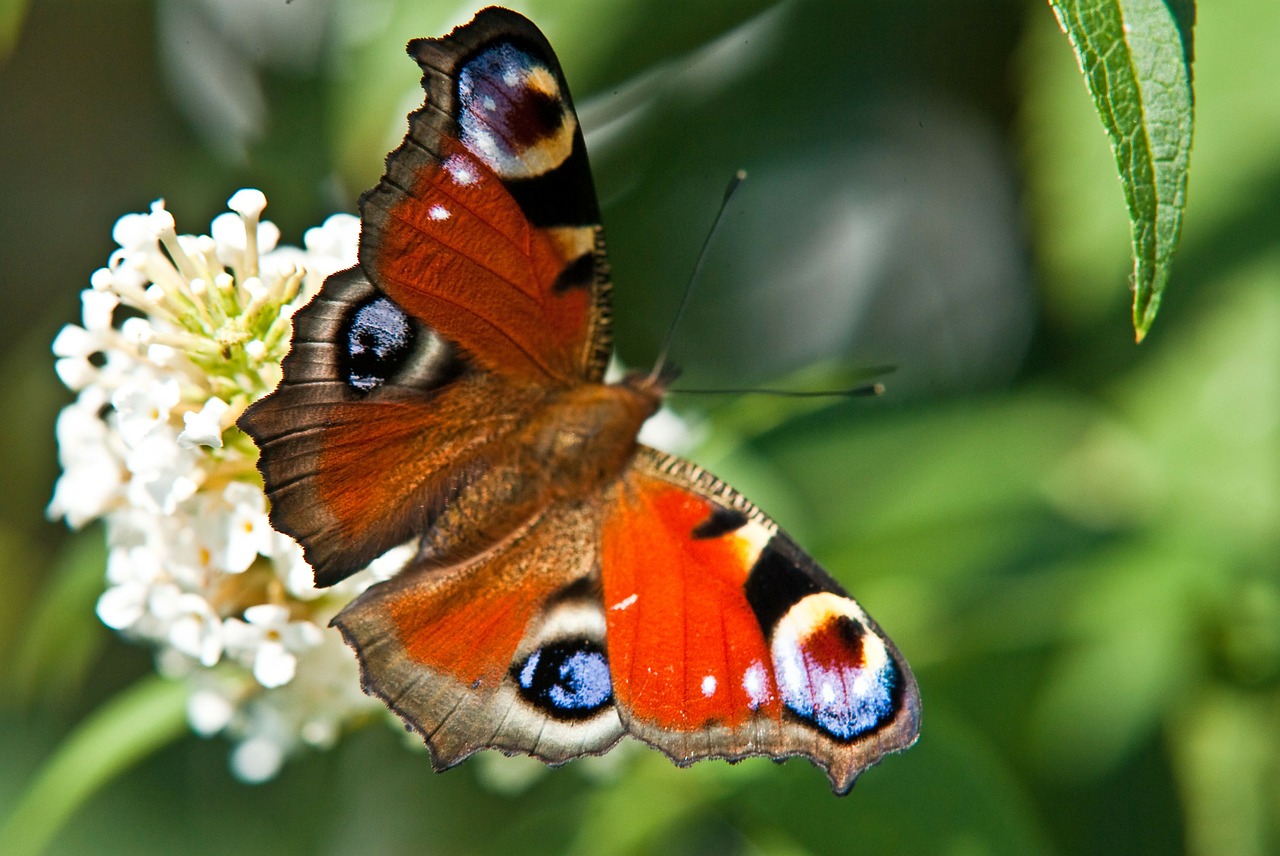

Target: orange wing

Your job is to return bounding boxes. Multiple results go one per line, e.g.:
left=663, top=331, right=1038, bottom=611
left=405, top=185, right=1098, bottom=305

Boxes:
left=239, top=269, right=545, bottom=585
left=600, top=449, right=920, bottom=794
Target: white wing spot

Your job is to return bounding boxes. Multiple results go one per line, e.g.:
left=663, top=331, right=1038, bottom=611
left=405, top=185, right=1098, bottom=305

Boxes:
left=444, top=154, right=477, bottom=186
left=482, top=95, right=496, bottom=111
left=701, top=675, right=717, bottom=697
left=610, top=593, right=638, bottom=611
left=819, top=679, right=838, bottom=705
left=742, top=660, right=770, bottom=709
left=428, top=205, right=450, bottom=221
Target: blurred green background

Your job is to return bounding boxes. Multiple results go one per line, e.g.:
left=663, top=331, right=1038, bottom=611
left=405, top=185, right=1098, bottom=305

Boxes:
left=1, top=0, right=1276, bottom=854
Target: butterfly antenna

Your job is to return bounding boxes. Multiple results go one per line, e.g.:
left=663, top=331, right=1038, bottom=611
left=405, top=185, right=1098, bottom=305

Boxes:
left=648, top=170, right=748, bottom=385
left=672, top=382, right=887, bottom=398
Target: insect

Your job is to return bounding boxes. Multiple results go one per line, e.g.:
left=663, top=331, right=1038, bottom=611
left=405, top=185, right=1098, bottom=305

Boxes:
left=239, top=6, right=919, bottom=794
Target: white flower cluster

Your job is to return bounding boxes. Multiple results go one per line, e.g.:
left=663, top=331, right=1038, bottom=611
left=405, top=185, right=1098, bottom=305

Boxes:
left=49, top=190, right=406, bottom=782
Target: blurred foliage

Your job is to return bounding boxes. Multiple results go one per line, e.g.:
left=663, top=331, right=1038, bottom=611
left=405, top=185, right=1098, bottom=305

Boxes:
left=1, top=0, right=1276, bottom=855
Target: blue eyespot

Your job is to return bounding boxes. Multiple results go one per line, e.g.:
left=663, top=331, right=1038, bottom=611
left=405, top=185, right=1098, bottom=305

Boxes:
left=455, top=43, right=573, bottom=181
left=772, top=613, right=902, bottom=742
left=515, top=640, right=612, bottom=719
left=343, top=296, right=414, bottom=391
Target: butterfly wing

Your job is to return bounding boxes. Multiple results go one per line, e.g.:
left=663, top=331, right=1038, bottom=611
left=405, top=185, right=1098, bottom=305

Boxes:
left=600, top=448, right=920, bottom=794
left=239, top=8, right=613, bottom=584
left=332, top=501, right=626, bottom=767
left=361, top=6, right=612, bottom=384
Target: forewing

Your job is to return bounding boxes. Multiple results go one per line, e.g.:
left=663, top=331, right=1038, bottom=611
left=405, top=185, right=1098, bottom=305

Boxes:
left=238, top=268, right=534, bottom=585
left=360, top=7, right=612, bottom=384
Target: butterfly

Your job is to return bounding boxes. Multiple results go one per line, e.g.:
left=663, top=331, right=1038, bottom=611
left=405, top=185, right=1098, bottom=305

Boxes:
left=238, top=6, right=919, bottom=794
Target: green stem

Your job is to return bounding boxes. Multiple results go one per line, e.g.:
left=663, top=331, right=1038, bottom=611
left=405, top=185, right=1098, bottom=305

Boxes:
left=0, top=674, right=189, bottom=856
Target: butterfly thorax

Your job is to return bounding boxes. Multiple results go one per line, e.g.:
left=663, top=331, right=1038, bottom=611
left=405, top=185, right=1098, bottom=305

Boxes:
left=409, top=374, right=663, bottom=567
left=525, top=374, right=664, bottom=497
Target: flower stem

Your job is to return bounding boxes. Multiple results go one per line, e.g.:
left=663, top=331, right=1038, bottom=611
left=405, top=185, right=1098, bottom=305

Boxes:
left=0, top=675, right=188, bottom=856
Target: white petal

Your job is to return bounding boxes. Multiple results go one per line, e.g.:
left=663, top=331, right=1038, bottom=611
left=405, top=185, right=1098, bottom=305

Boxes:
left=106, top=545, right=163, bottom=585
left=177, top=396, right=230, bottom=449
left=210, top=212, right=246, bottom=252
left=97, top=584, right=147, bottom=630
left=301, top=213, right=360, bottom=273
left=231, top=736, right=285, bottom=783
left=113, top=378, right=181, bottom=448
left=188, top=689, right=234, bottom=735
left=253, top=641, right=297, bottom=688
left=147, top=343, right=178, bottom=366
left=227, top=189, right=267, bottom=218
left=112, top=211, right=158, bottom=251
left=221, top=617, right=262, bottom=652
left=81, top=289, right=120, bottom=332
left=169, top=614, right=215, bottom=664
left=255, top=220, right=280, bottom=253
left=282, top=620, right=324, bottom=650
left=54, top=358, right=97, bottom=391
left=167, top=596, right=223, bottom=666
left=243, top=603, right=290, bottom=628
left=119, top=316, right=155, bottom=346
left=637, top=406, right=704, bottom=454
left=148, top=206, right=176, bottom=235
left=147, top=583, right=183, bottom=620
left=52, top=324, right=96, bottom=358
left=365, top=542, right=416, bottom=581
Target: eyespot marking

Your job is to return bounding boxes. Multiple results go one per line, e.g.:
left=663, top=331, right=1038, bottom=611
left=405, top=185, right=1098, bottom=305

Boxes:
left=342, top=296, right=414, bottom=392
left=338, top=293, right=461, bottom=395
left=456, top=42, right=576, bottom=179
left=514, top=639, right=612, bottom=720
left=769, top=593, right=901, bottom=742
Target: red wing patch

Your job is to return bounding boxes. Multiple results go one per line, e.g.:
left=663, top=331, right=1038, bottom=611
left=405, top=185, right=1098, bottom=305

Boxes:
left=601, top=473, right=783, bottom=731
left=369, top=136, right=594, bottom=384
left=379, top=554, right=546, bottom=691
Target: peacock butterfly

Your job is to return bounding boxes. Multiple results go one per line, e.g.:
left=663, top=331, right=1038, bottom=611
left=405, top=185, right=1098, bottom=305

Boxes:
left=238, top=6, right=919, bottom=794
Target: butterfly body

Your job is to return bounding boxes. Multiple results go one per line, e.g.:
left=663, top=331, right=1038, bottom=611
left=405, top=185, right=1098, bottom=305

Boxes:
left=239, top=6, right=919, bottom=794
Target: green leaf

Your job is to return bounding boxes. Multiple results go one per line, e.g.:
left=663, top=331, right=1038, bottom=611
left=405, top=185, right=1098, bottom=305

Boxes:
left=0, top=675, right=188, bottom=856
left=1047, top=0, right=1195, bottom=341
